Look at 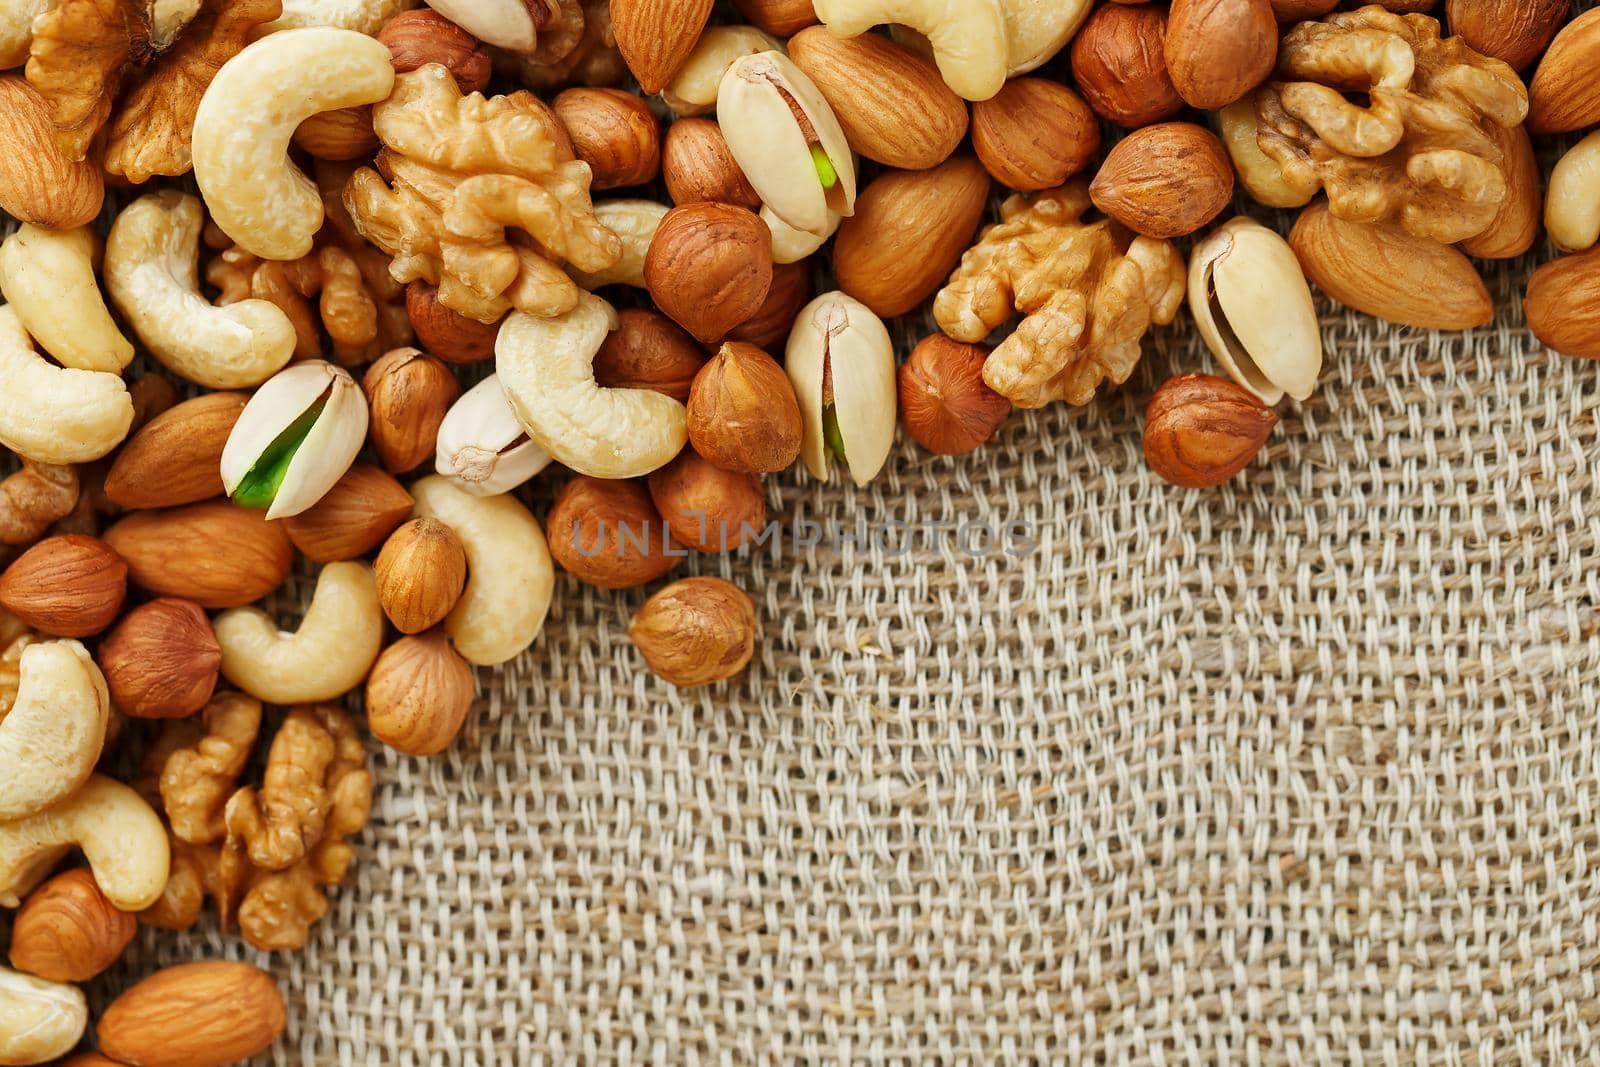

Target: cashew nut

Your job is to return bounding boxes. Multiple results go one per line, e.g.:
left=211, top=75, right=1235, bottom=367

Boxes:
left=0, top=224, right=132, bottom=375
left=815, top=0, right=1008, bottom=101
left=411, top=476, right=553, bottom=667
left=214, top=561, right=383, bottom=704
left=497, top=292, right=687, bottom=479
left=0, top=775, right=170, bottom=911
left=1547, top=130, right=1600, bottom=254
left=104, top=191, right=296, bottom=390
left=0, top=640, right=109, bottom=823
left=570, top=200, right=668, bottom=290
left=193, top=28, right=396, bottom=260
left=0, top=966, right=87, bottom=1067
left=662, top=25, right=784, bottom=116
left=0, top=306, right=132, bottom=465
left=259, top=0, right=419, bottom=36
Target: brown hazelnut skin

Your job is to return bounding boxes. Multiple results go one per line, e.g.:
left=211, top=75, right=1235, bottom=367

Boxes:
left=378, top=9, right=493, bottom=92
left=662, top=118, right=761, bottom=208
left=362, top=348, right=461, bottom=474
left=406, top=281, right=500, bottom=364
left=0, top=534, right=126, bottom=637
left=365, top=630, right=476, bottom=757
left=292, top=106, right=379, bottom=161
left=629, top=576, right=757, bottom=688
left=592, top=308, right=707, bottom=402
left=686, top=343, right=804, bottom=474
left=1070, top=4, right=1185, bottom=129
left=553, top=87, right=661, bottom=190
left=970, top=78, right=1100, bottom=191
left=97, top=598, right=221, bottom=720
left=374, top=518, right=468, bottom=634
left=898, top=335, right=1011, bottom=456
left=727, top=260, right=812, bottom=352
left=1143, top=374, right=1279, bottom=489
left=731, top=0, right=819, bottom=36
left=644, top=203, right=773, bottom=344
left=546, top=477, right=683, bottom=589
left=8, top=868, right=137, bottom=982
left=647, top=449, right=767, bottom=552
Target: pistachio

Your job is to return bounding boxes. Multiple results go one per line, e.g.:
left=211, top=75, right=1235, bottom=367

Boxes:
left=219, top=361, right=368, bottom=520
left=1188, top=218, right=1323, bottom=406
left=718, top=51, right=856, bottom=237
left=784, top=291, right=896, bottom=486
left=434, top=376, right=553, bottom=497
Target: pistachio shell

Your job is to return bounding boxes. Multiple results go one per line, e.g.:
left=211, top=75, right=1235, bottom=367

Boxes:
left=784, top=291, right=896, bottom=486
left=220, top=361, right=369, bottom=520
left=719, top=51, right=856, bottom=237
left=435, top=375, right=553, bottom=497
left=1188, top=218, right=1322, bottom=406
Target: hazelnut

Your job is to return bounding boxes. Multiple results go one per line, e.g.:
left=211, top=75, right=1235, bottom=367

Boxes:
left=281, top=465, right=414, bottom=563
left=378, top=9, right=493, bottom=92
left=662, top=118, right=761, bottom=208
left=971, top=78, right=1100, bottom=191
left=97, top=599, right=221, bottom=720
left=374, top=518, right=468, bottom=634
left=553, top=87, right=661, bottom=190
left=647, top=450, right=767, bottom=552
left=592, top=308, right=708, bottom=402
left=0, top=535, right=126, bottom=637
left=727, top=259, right=812, bottom=351
left=898, top=335, right=1011, bottom=455
left=686, top=343, right=804, bottom=473
left=1070, top=4, right=1185, bottom=129
left=629, top=576, right=757, bottom=688
left=406, top=281, right=500, bottom=364
left=1089, top=122, right=1235, bottom=238
left=1143, top=374, right=1279, bottom=489
left=1270, top=0, right=1339, bottom=16
left=8, top=869, right=137, bottom=983
left=644, top=203, right=773, bottom=344
left=292, top=107, right=380, bottom=161
left=1447, top=0, right=1568, bottom=70
left=362, top=347, right=461, bottom=474
left=1165, top=0, right=1278, bottom=110
left=546, top=477, right=683, bottom=589
left=731, top=0, right=818, bottom=36
left=365, top=630, right=476, bottom=757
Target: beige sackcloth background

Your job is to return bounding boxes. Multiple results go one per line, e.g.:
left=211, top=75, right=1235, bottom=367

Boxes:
left=4, top=8, right=1600, bottom=1062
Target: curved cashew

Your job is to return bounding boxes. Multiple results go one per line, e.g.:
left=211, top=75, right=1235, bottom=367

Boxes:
left=1548, top=130, right=1600, bottom=254
left=0, top=967, right=87, bottom=1067
left=194, top=28, right=395, bottom=260
left=214, top=561, right=383, bottom=704
left=570, top=200, right=668, bottom=290
left=662, top=25, right=784, bottom=116
left=104, top=191, right=296, bottom=390
left=259, top=0, right=419, bottom=36
left=497, top=293, right=686, bottom=479
left=0, top=225, right=133, bottom=374
left=0, top=640, right=109, bottom=823
left=0, top=775, right=170, bottom=911
left=411, top=476, right=553, bottom=667
left=814, top=0, right=1008, bottom=101
left=0, top=307, right=132, bottom=466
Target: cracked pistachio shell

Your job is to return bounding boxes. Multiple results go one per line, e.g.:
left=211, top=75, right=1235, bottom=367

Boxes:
left=435, top=375, right=553, bottom=497
left=762, top=203, right=839, bottom=264
left=784, top=291, right=895, bottom=486
left=220, top=360, right=369, bottom=520
left=718, top=51, right=856, bottom=237
left=497, top=292, right=688, bottom=480
left=1188, top=218, right=1322, bottom=406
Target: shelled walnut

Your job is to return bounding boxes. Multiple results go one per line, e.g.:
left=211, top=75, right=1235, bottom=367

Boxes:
left=0, top=613, right=34, bottom=717
left=933, top=182, right=1184, bottom=410
left=1246, top=8, right=1528, bottom=243
left=344, top=64, right=623, bottom=324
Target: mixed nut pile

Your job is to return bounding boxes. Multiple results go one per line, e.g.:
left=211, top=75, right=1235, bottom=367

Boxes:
left=1, top=0, right=1598, bottom=1061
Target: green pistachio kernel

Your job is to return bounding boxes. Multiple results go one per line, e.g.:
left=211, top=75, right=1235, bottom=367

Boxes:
left=823, top=405, right=846, bottom=460
left=810, top=145, right=837, bottom=190
left=232, top=400, right=326, bottom=509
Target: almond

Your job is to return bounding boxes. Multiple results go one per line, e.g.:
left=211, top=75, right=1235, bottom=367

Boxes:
left=281, top=464, right=415, bottom=563
left=9, top=869, right=137, bottom=983
left=97, top=961, right=286, bottom=1067
left=0, top=77, right=103, bottom=229
left=1528, top=8, right=1600, bottom=133
left=732, top=0, right=818, bottom=36
left=97, top=598, right=221, bottom=720
left=1089, top=122, right=1234, bottom=238
left=104, top=501, right=293, bottom=609
left=1524, top=246, right=1600, bottom=360
left=1459, top=122, right=1541, bottom=260
left=611, top=0, right=714, bottom=94
left=0, top=535, right=127, bottom=638
left=1289, top=199, right=1493, bottom=330
left=1165, top=0, right=1277, bottom=109
left=103, top=392, right=248, bottom=510
left=787, top=26, right=967, bottom=170
left=1144, top=374, right=1279, bottom=489
left=1448, top=0, right=1571, bottom=70
left=971, top=77, right=1100, bottom=191
left=833, top=156, right=991, bottom=318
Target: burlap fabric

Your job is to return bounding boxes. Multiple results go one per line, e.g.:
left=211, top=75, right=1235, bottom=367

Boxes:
left=5, top=26, right=1600, bottom=1067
